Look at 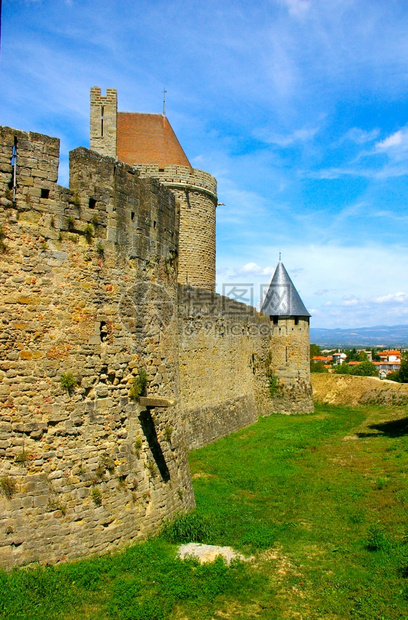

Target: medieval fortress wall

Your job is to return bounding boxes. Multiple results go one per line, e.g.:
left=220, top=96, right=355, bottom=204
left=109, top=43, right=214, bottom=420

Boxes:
left=0, top=126, right=196, bottom=568
left=0, top=114, right=312, bottom=569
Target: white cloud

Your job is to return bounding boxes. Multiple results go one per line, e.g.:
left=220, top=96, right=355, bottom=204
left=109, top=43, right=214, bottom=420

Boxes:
left=344, top=127, right=380, bottom=144
left=341, top=296, right=359, bottom=307
left=255, top=126, right=319, bottom=147
left=373, top=292, right=408, bottom=304
left=278, top=0, right=310, bottom=18
left=375, top=129, right=408, bottom=151
left=314, top=289, right=329, bottom=296
left=235, top=263, right=274, bottom=277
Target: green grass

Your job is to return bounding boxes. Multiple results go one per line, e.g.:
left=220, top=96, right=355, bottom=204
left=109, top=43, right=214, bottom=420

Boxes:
left=1, top=403, right=408, bottom=619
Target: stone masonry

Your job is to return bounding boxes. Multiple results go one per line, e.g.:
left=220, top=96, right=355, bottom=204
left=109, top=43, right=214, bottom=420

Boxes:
left=0, top=120, right=312, bottom=570
left=0, top=126, right=194, bottom=568
left=133, top=165, right=217, bottom=292
left=90, top=87, right=118, bottom=159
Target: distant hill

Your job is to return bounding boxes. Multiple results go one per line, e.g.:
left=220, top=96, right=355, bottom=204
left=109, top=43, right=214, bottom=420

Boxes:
left=310, top=324, right=408, bottom=348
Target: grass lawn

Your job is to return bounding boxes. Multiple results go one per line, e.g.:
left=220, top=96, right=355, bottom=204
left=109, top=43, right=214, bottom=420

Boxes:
left=1, top=403, right=408, bottom=619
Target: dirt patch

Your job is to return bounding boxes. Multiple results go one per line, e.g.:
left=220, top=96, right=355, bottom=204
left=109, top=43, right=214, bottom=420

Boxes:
left=311, top=374, right=408, bottom=406
left=191, top=472, right=217, bottom=480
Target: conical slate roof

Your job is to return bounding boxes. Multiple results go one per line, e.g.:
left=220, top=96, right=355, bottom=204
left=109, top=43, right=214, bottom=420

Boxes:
left=261, top=260, right=310, bottom=317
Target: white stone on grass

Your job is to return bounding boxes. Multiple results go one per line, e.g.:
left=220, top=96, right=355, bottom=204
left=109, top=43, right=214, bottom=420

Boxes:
left=177, top=543, right=253, bottom=565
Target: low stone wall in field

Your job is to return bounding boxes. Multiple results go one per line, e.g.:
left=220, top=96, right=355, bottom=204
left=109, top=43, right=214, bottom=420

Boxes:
left=311, top=373, right=408, bottom=406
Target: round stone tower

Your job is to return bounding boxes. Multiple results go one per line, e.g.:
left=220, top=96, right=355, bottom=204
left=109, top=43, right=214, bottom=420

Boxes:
left=132, top=164, right=217, bottom=291
left=90, top=87, right=217, bottom=291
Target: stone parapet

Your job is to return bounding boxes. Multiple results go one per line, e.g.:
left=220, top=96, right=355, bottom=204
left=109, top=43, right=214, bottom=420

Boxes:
left=132, top=164, right=217, bottom=200
left=178, top=286, right=274, bottom=449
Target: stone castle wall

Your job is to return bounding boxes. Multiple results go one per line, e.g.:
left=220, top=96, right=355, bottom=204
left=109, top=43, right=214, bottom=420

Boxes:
left=133, top=164, right=217, bottom=293
left=0, top=125, right=312, bottom=569
left=178, top=288, right=272, bottom=450
left=0, top=126, right=194, bottom=568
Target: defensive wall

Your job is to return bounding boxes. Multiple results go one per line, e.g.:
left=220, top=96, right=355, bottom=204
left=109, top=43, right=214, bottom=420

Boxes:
left=178, top=289, right=272, bottom=450
left=0, top=125, right=312, bottom=569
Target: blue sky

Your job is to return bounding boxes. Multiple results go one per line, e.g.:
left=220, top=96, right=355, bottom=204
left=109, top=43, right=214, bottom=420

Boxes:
left=2, top=0, right=408, bottom=328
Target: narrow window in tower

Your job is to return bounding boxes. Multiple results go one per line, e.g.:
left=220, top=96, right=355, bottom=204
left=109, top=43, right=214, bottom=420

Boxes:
left=101, top=106, right=104, bottom=137
left=295, top=317, right=299, bottom=325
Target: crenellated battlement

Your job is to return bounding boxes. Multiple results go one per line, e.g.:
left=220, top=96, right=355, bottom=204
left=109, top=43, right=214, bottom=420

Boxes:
left=0, top=127, right=178, bottom=265
left=132, top=164, right=217, bottom=200
left=0, top=126, right=59, bottom=202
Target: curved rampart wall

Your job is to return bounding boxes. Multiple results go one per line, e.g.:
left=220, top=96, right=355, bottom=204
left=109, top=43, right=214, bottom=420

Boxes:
left=133, top=164, right=217, bottom=292
left=178, top=287, right=273, bottom=450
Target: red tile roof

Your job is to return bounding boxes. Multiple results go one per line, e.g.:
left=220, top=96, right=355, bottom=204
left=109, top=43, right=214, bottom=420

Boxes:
left=117, top=113, right=191, bottom=168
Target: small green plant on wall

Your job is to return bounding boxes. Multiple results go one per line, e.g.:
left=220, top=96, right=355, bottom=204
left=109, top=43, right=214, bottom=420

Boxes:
left=129, top=368, right=148, bottom=401
left=146, top=458, right=157, bottom=478
left=15, top=450, right=30, bottom=466
left=60, top=373, right=78, bottom=396
left=268, top=373, right=279, bottom=397
left=91, top=487, right=102, bottom=506
left=134, top=437, right=143, bottom=458
left=84, top=224, right=94, bottom=244
left=164, top=425, right=173, bottom=442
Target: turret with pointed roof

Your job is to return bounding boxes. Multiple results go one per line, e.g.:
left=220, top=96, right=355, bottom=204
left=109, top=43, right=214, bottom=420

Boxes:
left=261, top=257, right=313, bottom=414
left=261, top=259, right=310, bottom=318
